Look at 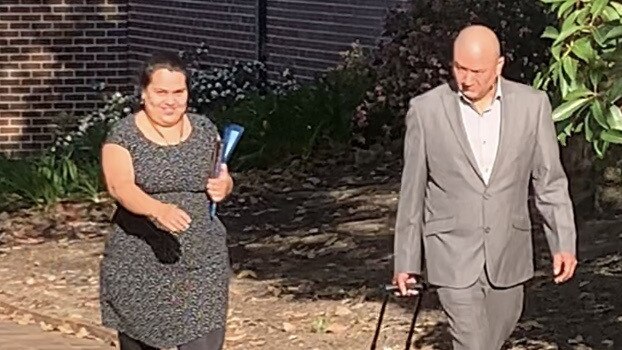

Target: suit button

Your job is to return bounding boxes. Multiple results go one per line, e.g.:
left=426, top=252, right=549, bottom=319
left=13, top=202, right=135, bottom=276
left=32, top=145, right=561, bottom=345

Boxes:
left=484, top=226, right=491, bottom=234
left=483, top=192, right=491, bottom=199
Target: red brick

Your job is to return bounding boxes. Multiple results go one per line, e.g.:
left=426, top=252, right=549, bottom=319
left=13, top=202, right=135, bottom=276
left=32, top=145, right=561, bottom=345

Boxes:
left=10, top=134, right=31, bottom=141
left=0, top=127, right=21, bottom=134
left=9, top=118, right=30, bottom=126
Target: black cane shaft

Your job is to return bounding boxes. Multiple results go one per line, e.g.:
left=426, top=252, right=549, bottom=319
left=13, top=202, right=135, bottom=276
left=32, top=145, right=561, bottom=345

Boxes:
left=404, top=293, right=423, bottom=349
left=370, top=294, right=390, bottom=350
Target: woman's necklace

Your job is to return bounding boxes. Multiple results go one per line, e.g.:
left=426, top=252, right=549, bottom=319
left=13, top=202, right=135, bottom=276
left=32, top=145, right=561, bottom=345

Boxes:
left=145, top=113, right=184, bottom=146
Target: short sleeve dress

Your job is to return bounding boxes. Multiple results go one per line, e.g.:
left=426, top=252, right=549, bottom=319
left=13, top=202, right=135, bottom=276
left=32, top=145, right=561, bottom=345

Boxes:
left=99, top=113, right=230, bottom=348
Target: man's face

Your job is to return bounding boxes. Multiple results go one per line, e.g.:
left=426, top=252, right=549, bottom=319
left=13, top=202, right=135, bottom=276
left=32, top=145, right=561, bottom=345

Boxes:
left=452, top=50, right=503, bottom=102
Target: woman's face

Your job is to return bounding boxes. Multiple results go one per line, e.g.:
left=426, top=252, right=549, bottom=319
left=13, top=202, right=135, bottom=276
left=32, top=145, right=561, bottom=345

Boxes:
left=142, top=68, right=188, bottom=126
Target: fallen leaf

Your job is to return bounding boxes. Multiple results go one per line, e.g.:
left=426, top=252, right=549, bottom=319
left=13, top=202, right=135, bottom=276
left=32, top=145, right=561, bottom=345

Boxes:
left=236, top=270, right=258, bottom=279
left=57, top=323, right=74, bottom=334
left=335, top=306, right=353, bottom=317
left=39, top=321, right=54, bottom=332
left=16, top=313, right=33, bottom=325
left=282, top=322, right=296, bottom=332
left=75, top=327, right=90, bottom=338
left=326, top=323, right=348, bottom=334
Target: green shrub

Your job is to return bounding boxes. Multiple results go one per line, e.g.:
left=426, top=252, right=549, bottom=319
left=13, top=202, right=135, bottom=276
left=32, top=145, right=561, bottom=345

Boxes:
left=184, top=44, right=299, bottom=115
left=0, top=152, right=105, bottom=209
left=534, top=0, right=622, bottom=158
left=0, top=44, right=371, bottom=209
left=49, top=44, right=371, bottom=171
left=213, top=64, right=375, bottom=169
left=50, top=45, right=300, bottom=167
left=356, top=0, right=553, bottom=143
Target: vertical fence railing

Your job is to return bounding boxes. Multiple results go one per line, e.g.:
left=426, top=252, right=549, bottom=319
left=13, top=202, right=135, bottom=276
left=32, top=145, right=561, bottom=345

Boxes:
left=256, top=0, right=268, bottom=84
left=256, top=0, right=267, bottom=63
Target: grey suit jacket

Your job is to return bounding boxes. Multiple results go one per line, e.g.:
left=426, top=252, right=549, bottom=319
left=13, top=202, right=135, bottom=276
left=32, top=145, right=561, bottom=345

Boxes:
left=394, top=78, right=577, bottom=289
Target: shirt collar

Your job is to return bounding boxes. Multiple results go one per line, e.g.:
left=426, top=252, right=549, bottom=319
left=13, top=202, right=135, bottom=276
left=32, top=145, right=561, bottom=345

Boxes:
left=458, top=77, right=503, bottom=106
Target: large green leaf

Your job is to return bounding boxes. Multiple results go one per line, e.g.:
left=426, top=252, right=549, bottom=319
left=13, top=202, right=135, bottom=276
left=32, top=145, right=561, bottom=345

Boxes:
left=591, top=0, right=610, bottom=17
left=607, top=105, right=622, bottom=130
left=564, top=85, right=593, bottom=101
left=601, top=129, right=622, bottom=143
left=590, top=99, right=610, bottom=129
left=602, top=6, right=621, bottom=20
left=605, top=26, right=622, bottom=41
left=542, top=26, right=560, bottom=40
left=571, top=37, right=595, bottom=62
left=554, top=25, right=585, bottom=46
left=559, top=64, right=571, bottom=98
left=561, top=55, right=579, bottom=82
left=611, top=1, right=622, bottom=15
left=593, top=139, right=609, bottom=158
left=558, top=0, right=578, bottom=19
left=606, top=79, right=622, bottom=103
left=593, top=24, right=613, bottom=46
left=551, top=44, right=563, bottom=61
left=552, top=97, right=591, bottom=121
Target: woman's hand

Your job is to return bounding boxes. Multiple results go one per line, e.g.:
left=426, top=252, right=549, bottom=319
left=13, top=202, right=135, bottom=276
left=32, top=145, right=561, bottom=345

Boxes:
left=207, top=164, right=233, bottom=202
left=150, top=203, right=192, bottom=234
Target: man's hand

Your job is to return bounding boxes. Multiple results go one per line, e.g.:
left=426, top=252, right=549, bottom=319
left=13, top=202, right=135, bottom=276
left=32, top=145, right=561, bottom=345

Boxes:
left=392, top=272, right=419, bottom=296
left=553, top=252, right=577, bottom=284
left=207, top=164, right=233, bottom=202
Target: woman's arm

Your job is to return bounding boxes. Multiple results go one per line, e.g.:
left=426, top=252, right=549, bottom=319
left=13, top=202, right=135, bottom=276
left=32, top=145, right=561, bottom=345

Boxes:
left=101, top=143, right=191, bottom=233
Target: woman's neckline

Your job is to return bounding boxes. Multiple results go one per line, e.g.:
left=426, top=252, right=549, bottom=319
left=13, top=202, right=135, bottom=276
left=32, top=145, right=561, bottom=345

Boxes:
left=133, top=112, right=194, bottom=148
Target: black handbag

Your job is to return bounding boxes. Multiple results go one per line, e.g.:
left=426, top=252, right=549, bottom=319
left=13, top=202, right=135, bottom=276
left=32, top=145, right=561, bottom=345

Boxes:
left=111, top=205, right=181, bottom=264
left=370, top=282, right=429, bottom=350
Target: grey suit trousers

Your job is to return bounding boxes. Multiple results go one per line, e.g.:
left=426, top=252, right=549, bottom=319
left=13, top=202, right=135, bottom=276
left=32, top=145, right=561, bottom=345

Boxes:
left=436, top=268, right=524, bottom=350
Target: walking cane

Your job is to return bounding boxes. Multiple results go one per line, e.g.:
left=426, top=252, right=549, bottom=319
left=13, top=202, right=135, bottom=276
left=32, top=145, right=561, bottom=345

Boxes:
left=370, top=282, right=428, bottom=350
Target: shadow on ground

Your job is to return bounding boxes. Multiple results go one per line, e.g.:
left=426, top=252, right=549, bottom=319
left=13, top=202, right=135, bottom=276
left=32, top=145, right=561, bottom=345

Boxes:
left=221, top=153, right=621, bottom=349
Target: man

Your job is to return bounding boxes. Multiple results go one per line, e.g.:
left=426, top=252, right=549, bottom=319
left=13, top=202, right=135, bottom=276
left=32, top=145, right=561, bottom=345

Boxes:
left=392, top=25, right=577, bottom=349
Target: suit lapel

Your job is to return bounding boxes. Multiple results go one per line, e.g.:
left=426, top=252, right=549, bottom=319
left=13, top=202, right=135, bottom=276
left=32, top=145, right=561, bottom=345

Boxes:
left=441, top=91, right=485, bottom=183
left=488, top=79, right=514, bottom=185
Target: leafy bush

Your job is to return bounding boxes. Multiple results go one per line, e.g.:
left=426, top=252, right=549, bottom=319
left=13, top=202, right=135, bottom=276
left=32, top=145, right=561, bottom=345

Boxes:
left=0, top=152, right=104, bottom=208
left=51, top=48, right=299, bottom=162
left=186, top=47, right=299, bottom=115
left=0, top=43, right=371, bottom=208
left=51, top=90, right=135, bottom=157
left=356, top=0, right=553, bottom=143
left=49, top=43, right=370, bottom=170
left=213, top=64, right=375, bottom=169
left=534, top=0, right=622, bottom=158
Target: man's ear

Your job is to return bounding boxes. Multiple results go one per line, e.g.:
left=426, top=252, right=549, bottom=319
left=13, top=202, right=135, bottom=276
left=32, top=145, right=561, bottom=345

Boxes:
left=496, top=56, right=505, bottom=76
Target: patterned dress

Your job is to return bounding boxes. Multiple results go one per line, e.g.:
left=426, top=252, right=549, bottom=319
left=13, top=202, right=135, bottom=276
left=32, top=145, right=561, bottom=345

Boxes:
left=99, top=113, right=230, bottom=348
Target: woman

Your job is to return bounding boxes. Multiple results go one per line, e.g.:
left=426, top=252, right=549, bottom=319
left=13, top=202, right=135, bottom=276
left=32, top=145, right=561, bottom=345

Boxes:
left=99, top=51, right=233, bottom=350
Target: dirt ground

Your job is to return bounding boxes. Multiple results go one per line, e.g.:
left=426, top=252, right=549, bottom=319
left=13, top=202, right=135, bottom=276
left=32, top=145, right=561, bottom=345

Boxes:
left=0, top=151, right=620, bottom=349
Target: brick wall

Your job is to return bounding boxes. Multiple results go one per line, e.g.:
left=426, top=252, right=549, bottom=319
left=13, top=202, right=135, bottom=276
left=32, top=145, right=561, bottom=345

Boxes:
left=125, top=0, right=405, bottom=80
left=266, top=0, right=406, bottom=80
left=0, top=0, right=404, bottom=155
left=0, top=0, right=129, bottom=157
left=127, top=0, right=257, bottom=73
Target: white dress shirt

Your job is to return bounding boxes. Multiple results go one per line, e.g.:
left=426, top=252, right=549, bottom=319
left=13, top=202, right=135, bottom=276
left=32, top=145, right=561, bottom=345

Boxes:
left=458, top=83, right=502, bottom=185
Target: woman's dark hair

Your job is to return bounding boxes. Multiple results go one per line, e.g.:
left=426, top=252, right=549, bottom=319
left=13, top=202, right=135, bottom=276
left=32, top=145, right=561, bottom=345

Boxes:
left=139, top=50, right=189, bottom=90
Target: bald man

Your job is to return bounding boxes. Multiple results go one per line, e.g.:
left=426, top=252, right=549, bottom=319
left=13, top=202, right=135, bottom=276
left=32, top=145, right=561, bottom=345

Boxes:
left=392, top=25, right=577, bottom=349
